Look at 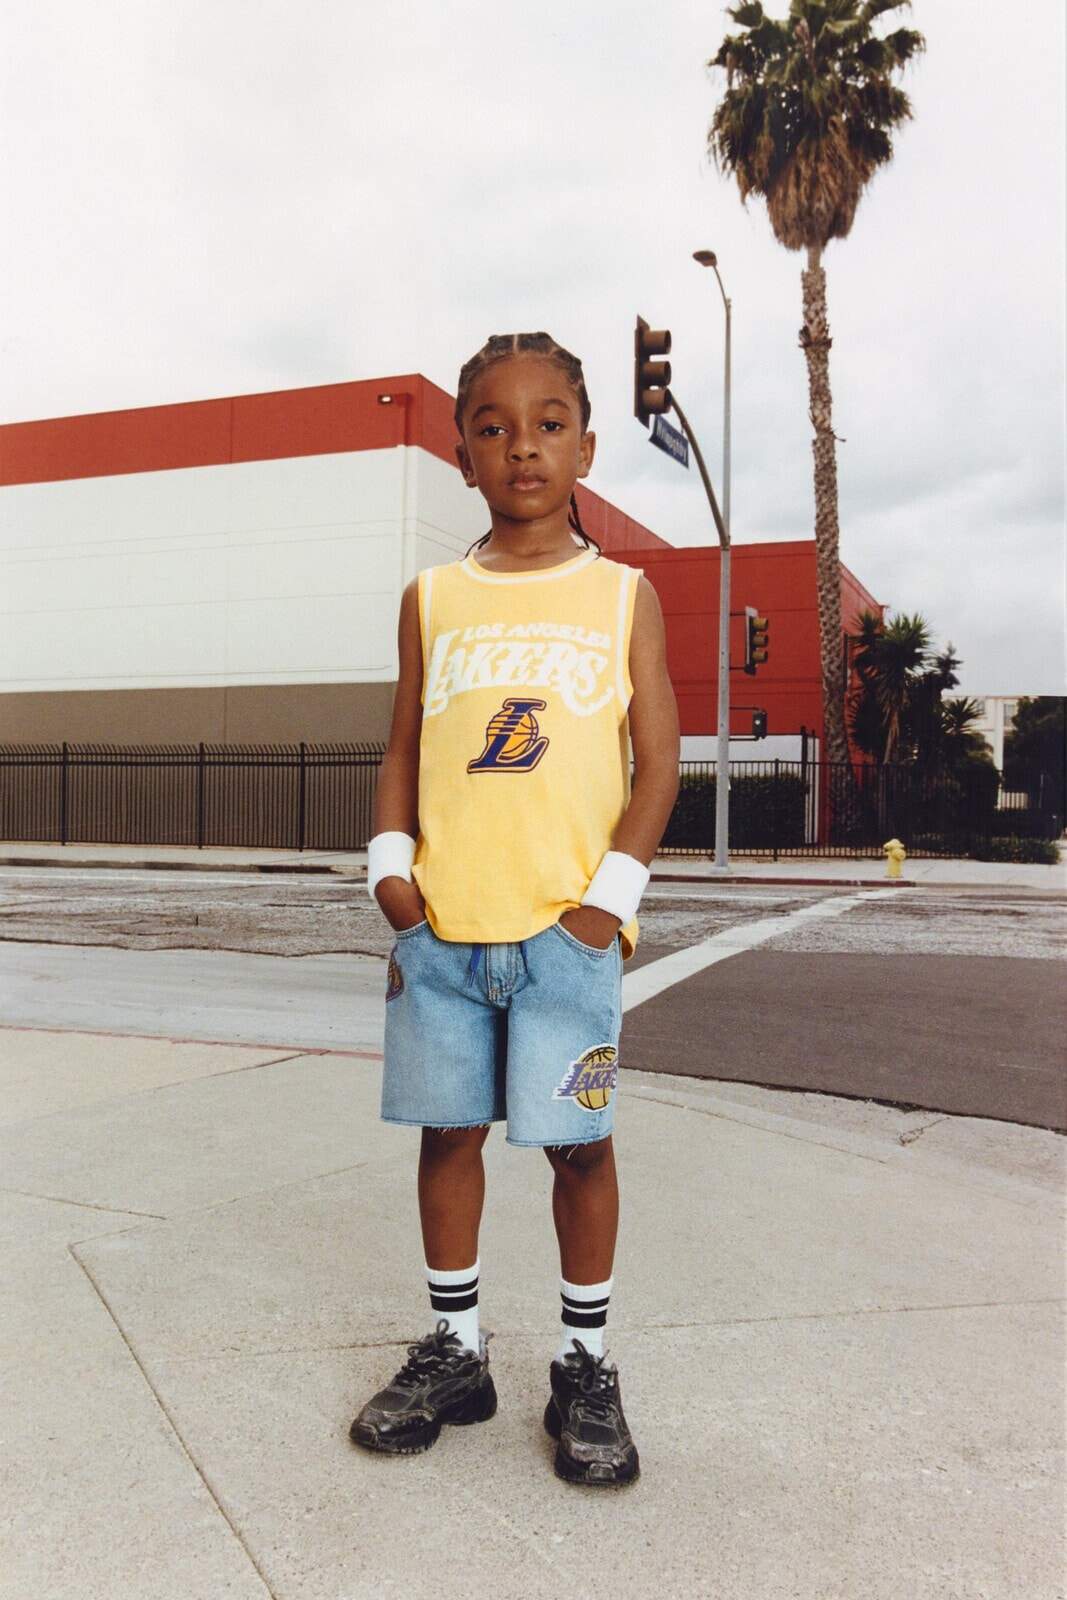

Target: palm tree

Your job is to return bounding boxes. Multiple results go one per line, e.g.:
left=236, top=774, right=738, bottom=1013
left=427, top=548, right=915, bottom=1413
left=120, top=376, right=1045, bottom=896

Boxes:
left=907, top=642, right=961, bottom=762
left=708, top=1, right=924, bottom=772
left=847, top=607, right=889, bottom=760
left=939, top=697, right=990, bottom=767
left=848, top=608, right=930, bottom=763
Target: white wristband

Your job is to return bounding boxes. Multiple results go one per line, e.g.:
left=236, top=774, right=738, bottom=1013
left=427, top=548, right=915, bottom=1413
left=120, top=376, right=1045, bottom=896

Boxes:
left=580, top=851, right=650, bottom=925
left=367, top=831, right=416, bottom=900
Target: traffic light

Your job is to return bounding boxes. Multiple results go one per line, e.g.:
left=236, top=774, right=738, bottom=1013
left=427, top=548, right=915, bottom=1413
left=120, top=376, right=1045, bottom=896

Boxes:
left=752, top=709, right=768, bottom=739
left=744, top=607, right=770, bottom=675
left=634, top=316, right=672, bottom=428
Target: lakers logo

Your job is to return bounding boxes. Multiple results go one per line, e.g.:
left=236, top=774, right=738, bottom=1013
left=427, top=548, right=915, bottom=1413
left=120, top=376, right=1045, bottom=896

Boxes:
left=386, top=949, right=404, bottom=1001
left=467, top=697, right=549, bottom=773
left=552, top=1044, right=619, bottom=1112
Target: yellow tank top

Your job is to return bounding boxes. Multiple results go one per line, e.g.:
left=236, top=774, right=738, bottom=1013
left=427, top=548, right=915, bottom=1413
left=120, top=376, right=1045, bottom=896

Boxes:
left=413, top=547, right=641, bottom=956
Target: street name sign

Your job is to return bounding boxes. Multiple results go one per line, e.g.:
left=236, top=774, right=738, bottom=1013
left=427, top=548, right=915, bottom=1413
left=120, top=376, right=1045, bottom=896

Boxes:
left=650, top=413, right=689, bottom=467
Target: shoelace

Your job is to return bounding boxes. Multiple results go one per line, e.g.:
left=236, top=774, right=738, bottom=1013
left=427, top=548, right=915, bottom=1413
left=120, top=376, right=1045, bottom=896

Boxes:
left=566, top=1339, right=620, bottom=1418
left=393, top=1319, right=465, bottom=1387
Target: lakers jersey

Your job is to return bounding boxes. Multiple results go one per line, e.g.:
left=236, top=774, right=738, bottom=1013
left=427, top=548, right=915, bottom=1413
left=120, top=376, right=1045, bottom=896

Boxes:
left=413, top=547, right=641, bottom=955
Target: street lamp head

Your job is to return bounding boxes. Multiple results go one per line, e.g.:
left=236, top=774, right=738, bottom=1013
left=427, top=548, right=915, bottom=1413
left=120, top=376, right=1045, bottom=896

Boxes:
left=693, top=250, right=718, bottom=267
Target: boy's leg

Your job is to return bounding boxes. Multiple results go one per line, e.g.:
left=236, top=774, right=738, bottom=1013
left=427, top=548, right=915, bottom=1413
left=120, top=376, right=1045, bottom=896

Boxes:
left=419, top=1124, right=491, bottom=1269
left=542, top=1136, right=639, bottom=1486
left=545, top=1134, right=618, bottom=1287
left=350, top=1124, right=497, bottom=1455
left=420, top=1124, right=489, bottom=1354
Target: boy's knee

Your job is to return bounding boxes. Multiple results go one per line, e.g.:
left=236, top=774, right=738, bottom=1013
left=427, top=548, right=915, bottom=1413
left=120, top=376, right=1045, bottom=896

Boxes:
left=421, top=1124, right=490, bottom=1162
left=544, top=1135, right=613, bottom=1177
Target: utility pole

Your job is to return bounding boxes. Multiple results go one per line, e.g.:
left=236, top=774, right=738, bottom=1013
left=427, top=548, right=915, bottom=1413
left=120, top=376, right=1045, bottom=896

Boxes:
left=635, top=302, right=732, bottom=868
left=693, top=250, right=733, bottom=872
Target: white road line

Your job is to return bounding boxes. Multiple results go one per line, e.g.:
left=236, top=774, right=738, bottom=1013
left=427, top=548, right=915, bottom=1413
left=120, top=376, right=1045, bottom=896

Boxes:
left=623, top=889, right=903, bottom=1013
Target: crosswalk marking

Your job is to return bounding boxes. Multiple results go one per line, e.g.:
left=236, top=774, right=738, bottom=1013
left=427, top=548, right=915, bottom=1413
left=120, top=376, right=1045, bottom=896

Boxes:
left=622, top=889, right=903, bottom=1013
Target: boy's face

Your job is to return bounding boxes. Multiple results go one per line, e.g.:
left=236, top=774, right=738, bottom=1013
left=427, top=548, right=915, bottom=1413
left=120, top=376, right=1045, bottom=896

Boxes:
left=455, top=355, right=596, bottom=527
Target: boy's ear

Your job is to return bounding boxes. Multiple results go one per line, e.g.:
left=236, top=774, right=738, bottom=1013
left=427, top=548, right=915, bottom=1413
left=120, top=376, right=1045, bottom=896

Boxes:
left=455, top=440, right=478, bottom=487
left=577, top=430, right=596, bottom=479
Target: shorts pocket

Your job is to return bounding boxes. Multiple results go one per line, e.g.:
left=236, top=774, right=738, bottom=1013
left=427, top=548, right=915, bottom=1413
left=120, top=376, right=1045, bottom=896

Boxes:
left=393, top=918, right=430, bottom=942
left=551, top=920, right=617, bottom=958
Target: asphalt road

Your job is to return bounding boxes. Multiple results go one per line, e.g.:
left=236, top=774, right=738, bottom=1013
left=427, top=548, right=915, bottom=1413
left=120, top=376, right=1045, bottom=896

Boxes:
left=1, top=867, right=1064, bottom=1130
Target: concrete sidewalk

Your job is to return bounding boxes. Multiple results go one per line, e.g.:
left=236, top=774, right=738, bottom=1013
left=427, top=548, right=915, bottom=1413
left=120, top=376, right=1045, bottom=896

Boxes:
left=1, top=837, right=1064, bottom=891
left=1, top=1016, right=1063, bottom=1599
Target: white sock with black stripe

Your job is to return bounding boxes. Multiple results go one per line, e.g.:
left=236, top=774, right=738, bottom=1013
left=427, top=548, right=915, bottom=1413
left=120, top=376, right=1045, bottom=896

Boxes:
left=558, top=1274, right=613, bottom=1362
left=425, top=1260, right=480, bottom=1355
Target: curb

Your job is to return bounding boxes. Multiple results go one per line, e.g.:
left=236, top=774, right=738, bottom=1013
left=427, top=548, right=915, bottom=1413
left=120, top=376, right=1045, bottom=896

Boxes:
left=0, top=854, right=990, bottom=892
left=649, top=872, right=910, bottom=889
left=0, top=855, right=344, bottom=874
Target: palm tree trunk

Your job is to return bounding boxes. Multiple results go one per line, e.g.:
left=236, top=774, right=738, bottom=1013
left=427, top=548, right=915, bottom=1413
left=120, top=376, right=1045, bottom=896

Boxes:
left=800, top=246, right=851, bottom=773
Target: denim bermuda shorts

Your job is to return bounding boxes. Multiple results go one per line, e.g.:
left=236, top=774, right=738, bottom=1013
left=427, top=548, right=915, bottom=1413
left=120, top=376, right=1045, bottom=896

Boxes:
left=381, top=919, right=623, bottom=1147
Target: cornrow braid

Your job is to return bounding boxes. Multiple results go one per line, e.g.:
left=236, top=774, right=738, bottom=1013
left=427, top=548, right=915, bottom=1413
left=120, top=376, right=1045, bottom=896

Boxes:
left=457, top=332, right=600, bottom=559
left=454, top=332, right=591, bottom=433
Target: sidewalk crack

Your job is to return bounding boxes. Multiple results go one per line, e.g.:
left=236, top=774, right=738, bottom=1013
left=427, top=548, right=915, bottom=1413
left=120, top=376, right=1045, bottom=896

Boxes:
left=899, top=1114, right=950, bottom=1145
left=69, top=1242, right=278, bottom=1599
left=0, top=1186, right=165, bottom=1220
left=631, top=1295, right=1065, bottom=1332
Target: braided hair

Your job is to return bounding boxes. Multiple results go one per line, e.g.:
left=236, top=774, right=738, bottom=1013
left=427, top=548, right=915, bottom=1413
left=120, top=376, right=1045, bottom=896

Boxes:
left=455, top=332, right=599, bottom=558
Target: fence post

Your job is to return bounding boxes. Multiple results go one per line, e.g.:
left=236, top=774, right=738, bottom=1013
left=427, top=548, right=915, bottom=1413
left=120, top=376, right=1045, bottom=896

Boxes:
left=297, top=742, right=307, bottom=852
left=197, top=743, right=206, bottom=848
left=772, top=757, right=780, bottom=862
left=60, top=742, right=69, bottom=845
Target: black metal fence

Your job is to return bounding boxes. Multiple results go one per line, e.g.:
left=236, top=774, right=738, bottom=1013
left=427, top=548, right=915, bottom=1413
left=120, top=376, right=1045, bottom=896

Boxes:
left=0, top=744, right=1058, bottom=857
left=664, top=759, right=1061, bottom=858
left=0, top=743, right=384, bottom=850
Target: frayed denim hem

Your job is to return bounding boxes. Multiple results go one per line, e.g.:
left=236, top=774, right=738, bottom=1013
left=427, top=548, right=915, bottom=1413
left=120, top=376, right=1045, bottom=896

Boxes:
left=380, top=1113, right=500, bottom=1130
left=505, top=1129, right=614, bottom=1150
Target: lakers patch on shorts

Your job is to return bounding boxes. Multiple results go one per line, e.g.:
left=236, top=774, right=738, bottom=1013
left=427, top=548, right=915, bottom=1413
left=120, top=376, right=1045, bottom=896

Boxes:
left=553, top=1044, right=619, bottom=1112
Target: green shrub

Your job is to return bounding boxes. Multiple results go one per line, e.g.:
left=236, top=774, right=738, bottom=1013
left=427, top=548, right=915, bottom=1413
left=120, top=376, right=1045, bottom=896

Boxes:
left=989, top=807, right=1062, bottom=841
left=906, top=831, right=972, bottom=856
left=972, top=836, right=1061, bottom=865
left=662, top=771, right=808, bottom=851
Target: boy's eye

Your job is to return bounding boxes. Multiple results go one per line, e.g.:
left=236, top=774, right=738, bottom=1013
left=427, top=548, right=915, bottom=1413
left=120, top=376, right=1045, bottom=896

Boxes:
left=541, top=420, right=564, bottom=432
left=478, top=424, right=505, bottom=437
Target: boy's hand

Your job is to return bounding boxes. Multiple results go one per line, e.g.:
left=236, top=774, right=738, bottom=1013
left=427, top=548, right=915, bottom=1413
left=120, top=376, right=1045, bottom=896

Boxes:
left=558, top=905, right=621, bottom=950
left=376, top=876, right=427, bottom=933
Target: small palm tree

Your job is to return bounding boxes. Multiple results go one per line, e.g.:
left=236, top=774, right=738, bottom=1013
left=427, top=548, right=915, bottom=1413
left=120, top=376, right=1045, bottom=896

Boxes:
left=848, top=609, right=931, bottom=763
left=908, top=642, right=961, bottom=762
left=940, top=697, right=991, bottom=766
left=847, top=607, right=889, bottom=760
left=708, top=1, right=924, bottom=772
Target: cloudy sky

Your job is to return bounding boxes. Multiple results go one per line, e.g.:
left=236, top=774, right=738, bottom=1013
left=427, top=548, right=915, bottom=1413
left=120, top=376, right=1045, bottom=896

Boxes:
left=2, top=0, right=1064, bottom=696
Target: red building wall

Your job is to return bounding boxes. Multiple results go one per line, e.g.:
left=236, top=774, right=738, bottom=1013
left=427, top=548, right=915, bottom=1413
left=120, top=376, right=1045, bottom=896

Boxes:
left=632, top=541, right=882, bottom=748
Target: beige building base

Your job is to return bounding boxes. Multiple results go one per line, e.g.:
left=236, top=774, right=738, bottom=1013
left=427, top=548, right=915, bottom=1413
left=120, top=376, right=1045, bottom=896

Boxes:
left=0, top=682, right=397, bottom=746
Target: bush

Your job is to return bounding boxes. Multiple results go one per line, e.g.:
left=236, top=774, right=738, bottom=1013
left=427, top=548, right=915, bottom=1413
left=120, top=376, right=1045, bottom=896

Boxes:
left=972, top=836, right=1061, bottom=865
left=989, top=807, right=1062, bottom=841
left=906, top=831, right=972, bottom=856
left=662, top=771, right=808, bottom=851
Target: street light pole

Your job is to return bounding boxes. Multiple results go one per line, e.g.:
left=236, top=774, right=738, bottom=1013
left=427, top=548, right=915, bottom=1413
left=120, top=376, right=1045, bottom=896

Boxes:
left=694, top=250, right=732, bottom=872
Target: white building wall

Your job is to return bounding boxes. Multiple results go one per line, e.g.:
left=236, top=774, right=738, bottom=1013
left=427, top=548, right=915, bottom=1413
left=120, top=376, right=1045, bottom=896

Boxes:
left=413, top=447, right=486, bottom=572
left=0, top=444, right=486, bottom=695
left=947, top=694, right=1018, bottom=770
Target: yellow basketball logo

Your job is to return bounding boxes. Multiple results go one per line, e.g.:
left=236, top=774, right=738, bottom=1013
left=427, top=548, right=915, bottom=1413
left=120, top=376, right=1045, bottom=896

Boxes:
left=552, top=1044, right=619, bottom=1112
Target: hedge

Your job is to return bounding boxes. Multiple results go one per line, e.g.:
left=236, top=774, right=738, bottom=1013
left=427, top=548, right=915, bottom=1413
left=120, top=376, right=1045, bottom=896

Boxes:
left=662, top=771, right=808, bottom=851
left=971, top=836, right=1062, bottom=865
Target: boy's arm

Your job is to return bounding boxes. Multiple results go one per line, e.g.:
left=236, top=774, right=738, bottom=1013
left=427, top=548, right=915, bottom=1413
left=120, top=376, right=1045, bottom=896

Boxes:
left=372, top=578, right=426, bottom=931
left=560, top=576, right=680, bottom=947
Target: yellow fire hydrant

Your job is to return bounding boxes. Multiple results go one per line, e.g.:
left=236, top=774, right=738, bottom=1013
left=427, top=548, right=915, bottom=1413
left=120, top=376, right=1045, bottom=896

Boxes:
left=883, top=838, right=907, bottom=879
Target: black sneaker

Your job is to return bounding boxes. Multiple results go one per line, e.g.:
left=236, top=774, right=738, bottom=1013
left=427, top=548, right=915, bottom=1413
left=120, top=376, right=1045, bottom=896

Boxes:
left=543, top=1340, right=640, bottom=1486
left=349, top=1320, right=497, bottom=1455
